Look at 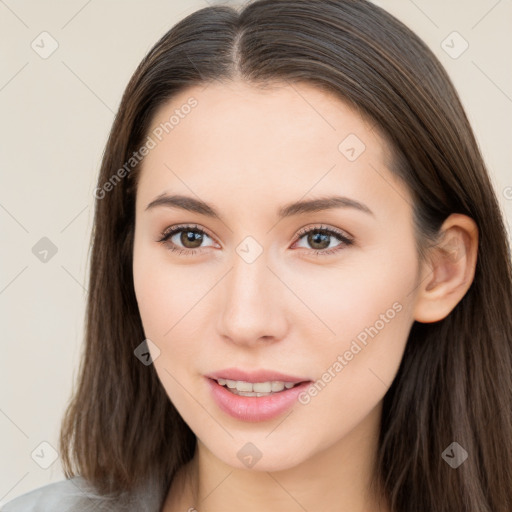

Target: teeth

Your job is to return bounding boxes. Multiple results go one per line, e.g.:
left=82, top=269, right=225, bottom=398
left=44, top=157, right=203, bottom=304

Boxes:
left=271, top=382, right=285, bottom=392
left=216, top=379, right=299, bottom=393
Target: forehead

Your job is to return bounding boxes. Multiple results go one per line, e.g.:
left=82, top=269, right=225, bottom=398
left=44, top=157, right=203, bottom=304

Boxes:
left=136, top=80, right=406, bottom=220
left=145, top=79, right=386, bottom=158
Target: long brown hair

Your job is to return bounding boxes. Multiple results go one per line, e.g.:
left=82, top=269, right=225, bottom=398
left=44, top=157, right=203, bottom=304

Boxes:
left=59, top=1, right=512, bottom=510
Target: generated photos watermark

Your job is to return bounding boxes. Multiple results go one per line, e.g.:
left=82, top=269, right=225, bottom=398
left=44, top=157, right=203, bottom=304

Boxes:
left=298, top=301, right=403, bottom=405
left=93, top=96, right=198, bottom=200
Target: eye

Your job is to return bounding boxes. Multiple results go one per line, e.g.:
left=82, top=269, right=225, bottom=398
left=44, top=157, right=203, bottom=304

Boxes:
left=293, top=225, right=353, bottom=256
left=157, top=224, right=216, bottom=256
left=157, top=223, right=353, bottom=257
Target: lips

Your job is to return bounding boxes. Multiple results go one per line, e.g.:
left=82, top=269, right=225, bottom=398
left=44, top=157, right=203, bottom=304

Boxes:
left=205, top=367, right=313, bottom=422
left=207, top=378, right=313, bottom=421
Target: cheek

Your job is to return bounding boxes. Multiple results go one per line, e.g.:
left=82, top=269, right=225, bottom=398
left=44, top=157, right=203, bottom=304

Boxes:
left=291, top=262, right=416, bottom=454
left=291, top=239, right=417, bottom=344
left=132, top=237, right=214, bottom=376
left=132, top=241, right=217, bottom=432
left=295, top=240, right=418, bottom=398
left=133, top=231, right=188, bottom=332
left=133, top=235, right=177, bottom=340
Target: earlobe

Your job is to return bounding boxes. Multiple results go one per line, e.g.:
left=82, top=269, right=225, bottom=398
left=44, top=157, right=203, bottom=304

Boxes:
left=413, top=214, right=479, bottom=323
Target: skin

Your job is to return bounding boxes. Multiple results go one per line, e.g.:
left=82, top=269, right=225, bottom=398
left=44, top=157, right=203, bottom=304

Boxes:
left=132, top=80, right=478, bottom=512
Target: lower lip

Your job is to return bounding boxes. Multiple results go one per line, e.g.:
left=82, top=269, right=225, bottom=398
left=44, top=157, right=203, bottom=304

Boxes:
left=206, top=378, right=312, bottom=422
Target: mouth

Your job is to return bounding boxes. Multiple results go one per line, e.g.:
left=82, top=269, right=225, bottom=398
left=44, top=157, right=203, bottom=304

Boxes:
left=205, top=369, right=314, bottom=422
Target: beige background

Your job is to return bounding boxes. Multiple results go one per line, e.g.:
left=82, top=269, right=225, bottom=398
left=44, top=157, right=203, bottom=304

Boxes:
left=1, top=0, right=511, bottom=504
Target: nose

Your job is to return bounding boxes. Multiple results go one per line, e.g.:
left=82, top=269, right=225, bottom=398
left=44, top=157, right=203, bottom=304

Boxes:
left=216, top=248, right=289, bottom=348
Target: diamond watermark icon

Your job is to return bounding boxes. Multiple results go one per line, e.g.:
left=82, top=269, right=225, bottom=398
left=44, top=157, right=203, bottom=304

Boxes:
left=32, top=237, right=58, bottom=263
left=441, top=31, right=469, bottom=59
left=236, top=236, right=263, bottom=264
left=31, top=441, right=59, bottom=469
left=338, top=133, right=366, bottom=162
left=31, top=31, right=59, bottom=59
left=237, top=442, right=263, bottom=468
left=134, top=338, right=161, bottom=365
left=442, top=441, right=468, bottom=468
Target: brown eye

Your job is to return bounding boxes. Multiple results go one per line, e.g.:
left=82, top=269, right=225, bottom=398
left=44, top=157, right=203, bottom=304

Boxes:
left=158, top=224, right=216, bottom=255
left=178, top=229, right=204, bottom=249
left=294, top=225, right=353, bottom=255
left=306, top=231, right=331, bottom=250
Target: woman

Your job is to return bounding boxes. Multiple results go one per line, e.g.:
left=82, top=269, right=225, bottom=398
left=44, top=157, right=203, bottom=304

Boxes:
left=4, top=0, right=511, bottom=510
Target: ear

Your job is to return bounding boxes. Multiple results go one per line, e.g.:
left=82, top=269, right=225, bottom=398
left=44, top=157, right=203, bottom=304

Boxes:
left=413, top=213, right=479, bottom=323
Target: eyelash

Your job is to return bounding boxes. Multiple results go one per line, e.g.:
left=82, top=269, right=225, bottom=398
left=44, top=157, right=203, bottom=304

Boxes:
left=157, top=223, right=354, bottom=257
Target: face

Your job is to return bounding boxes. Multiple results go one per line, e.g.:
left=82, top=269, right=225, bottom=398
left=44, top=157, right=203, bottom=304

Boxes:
left=132, top=80, right=421, bottom=471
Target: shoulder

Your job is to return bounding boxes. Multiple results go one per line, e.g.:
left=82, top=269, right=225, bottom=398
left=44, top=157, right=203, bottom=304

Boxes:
left=1, top=476, right=97, bottom=511
left=1, top=475, right=164, bottom=512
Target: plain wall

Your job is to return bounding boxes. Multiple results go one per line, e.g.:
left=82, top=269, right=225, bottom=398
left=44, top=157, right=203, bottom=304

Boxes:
left=1, top=0, right=511, bottom=504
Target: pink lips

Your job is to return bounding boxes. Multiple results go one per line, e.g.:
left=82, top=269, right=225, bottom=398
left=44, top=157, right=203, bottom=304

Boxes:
left=205, top=368, right=312, bottom=422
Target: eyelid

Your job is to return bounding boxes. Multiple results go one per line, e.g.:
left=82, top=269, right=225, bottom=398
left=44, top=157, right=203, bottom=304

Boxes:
left=294, top=224, right=353, bottom=242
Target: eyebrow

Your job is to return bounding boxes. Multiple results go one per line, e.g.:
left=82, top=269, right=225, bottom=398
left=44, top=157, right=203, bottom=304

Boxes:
left=145, top=193, right=374, bottom=219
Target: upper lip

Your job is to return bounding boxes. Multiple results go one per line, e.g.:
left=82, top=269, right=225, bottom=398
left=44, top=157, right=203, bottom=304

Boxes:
left=206, top=368, right=311, bottom=384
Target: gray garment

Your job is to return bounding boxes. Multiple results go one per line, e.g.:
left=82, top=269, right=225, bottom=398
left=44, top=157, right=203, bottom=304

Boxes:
left=1, top=476, right=166, bottom=512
